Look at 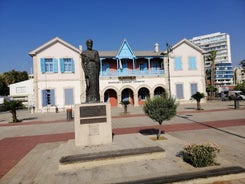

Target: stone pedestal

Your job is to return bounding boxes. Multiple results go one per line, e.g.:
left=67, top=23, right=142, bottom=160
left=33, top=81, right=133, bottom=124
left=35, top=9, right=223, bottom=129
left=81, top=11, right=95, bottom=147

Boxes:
left=74, top=103, right=112, bottom=147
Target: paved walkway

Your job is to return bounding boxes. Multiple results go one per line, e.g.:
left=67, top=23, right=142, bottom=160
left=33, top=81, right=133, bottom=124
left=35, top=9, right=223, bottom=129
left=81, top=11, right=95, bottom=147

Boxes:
left=0, top=100, right=244, bottom=183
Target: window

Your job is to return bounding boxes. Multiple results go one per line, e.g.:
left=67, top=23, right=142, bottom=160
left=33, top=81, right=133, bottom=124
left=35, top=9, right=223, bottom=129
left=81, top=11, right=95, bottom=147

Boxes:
left=152, top=62, right=159, bottom=70
left=42, top=89, right=55, bottom=106
left=190, top=83, right=198, bottom=95
left=139, top=63, right=147, bottom=71
left=189, top=56, right=197, bottom=70
left=102, top=63, right=110, bottom=72
left=40, top=58, right=58, bottom=73
left=176, top=84, right=184, bottom=99
left=60, top=58, right=74, bottom=73
left=64, top=88, right=74, bottom=105
left=16, top=87, right=26, bottom=93
left=174, top=57, right=182, bottom=70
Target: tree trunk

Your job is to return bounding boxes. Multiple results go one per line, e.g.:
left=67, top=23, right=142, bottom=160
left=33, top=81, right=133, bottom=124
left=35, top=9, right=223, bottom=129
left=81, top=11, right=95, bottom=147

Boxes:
left=197, top=101, right=201, bottom=110
left=124, top=105, right=127, bottom=114
left=11, top=110, right=18, bottom=122
left=157, top=128, right=161, bottom=140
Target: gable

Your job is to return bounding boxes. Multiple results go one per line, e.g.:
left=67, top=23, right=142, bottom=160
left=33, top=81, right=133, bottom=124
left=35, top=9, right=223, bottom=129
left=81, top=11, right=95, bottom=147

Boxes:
left=116, top=39, right=135, bottom=59
left=29, top=37, right=80, bottom=57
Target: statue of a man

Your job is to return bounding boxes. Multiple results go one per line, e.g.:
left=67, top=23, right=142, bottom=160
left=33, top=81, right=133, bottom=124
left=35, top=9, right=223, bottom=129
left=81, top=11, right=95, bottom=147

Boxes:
left=81, top=39, right=100, bottom=103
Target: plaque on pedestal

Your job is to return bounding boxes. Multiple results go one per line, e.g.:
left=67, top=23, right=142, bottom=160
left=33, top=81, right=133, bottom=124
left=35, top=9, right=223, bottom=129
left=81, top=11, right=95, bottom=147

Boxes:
left=74, top=103, right=112, bottom=146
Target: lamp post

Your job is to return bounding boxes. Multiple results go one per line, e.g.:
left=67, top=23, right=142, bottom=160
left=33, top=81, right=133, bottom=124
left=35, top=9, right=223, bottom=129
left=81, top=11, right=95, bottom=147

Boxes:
left=161, top=43, right=173, bottom=96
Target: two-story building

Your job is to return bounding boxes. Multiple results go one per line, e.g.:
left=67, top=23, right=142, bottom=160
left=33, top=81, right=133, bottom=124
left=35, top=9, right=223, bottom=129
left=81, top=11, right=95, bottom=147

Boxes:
left=29, top=37, right=206, bottom=112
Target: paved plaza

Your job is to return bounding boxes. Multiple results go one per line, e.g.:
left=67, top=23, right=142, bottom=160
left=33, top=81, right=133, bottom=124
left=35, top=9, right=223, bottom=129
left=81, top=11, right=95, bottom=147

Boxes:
left=0, top=100, right=244, bottom=183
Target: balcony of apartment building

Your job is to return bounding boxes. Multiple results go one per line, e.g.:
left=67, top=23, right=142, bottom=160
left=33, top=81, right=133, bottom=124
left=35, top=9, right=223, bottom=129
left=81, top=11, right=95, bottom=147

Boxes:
left=100, top=57, right=164, bottom=78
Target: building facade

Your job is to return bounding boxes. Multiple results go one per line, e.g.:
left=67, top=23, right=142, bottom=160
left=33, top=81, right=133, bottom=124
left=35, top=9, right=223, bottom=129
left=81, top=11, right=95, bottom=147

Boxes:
left=9, top=79, right=34, bottom=108
left=29, top=37, right=206, bottom=112
left=190, top=32, right=234, bottom=86
left=234, top=67, right=245, bottom=84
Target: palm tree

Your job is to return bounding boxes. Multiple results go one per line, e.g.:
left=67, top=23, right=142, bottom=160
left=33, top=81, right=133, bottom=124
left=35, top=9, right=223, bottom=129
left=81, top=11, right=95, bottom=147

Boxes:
left=143, top=96, right=177, bottom=139
left=192, top=92, right=205, bottom=110
left=206, top=51, right=217, bottom=99
left=3, top=100, right=24, bottom=123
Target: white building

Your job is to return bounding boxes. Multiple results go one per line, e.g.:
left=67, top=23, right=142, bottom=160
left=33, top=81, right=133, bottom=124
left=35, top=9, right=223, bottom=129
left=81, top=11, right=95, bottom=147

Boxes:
left=234, top=67, right=245, bottom=84
left=190, top=32, right=233, bottom=86
left=9, top=79, right=34, bottom=108
left=29, top=37, right=206, bottom=112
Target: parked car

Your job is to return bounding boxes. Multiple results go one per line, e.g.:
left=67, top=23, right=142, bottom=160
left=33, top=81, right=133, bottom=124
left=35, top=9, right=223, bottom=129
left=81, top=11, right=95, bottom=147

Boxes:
left=228, top=91, right=245, bottom=100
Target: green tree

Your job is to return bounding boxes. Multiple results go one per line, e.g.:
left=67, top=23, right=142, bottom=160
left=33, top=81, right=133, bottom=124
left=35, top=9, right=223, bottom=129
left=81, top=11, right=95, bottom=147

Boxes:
left=234, top=82, right=245, bottom=94
left=0, top=75, right=8, bottom=96
left=3, top=100, right=24, bottom=123
left=206, top=85, right=217, bottom=100
left=0, top=70, right=28, bottom=96
left=143, top=96, right=177, bottom=139
left=2, top=70, right=28, bottom=85
left=192, top=92, right=205, bottom=110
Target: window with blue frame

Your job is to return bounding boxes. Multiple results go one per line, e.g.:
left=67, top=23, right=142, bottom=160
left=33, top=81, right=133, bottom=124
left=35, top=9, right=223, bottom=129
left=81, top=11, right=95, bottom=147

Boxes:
left=60, top=58, right=74, bottom=73
left=189, top=56, right=197, bottom=70
left=42, top=89, right=55, bottom=106
left=174, top=57, right=182, bottom=70
left=40, top=58, right=58, bottom=73
left=64, top=88, right=74, bottom=105
left=176, top=84, right=184, bottom=99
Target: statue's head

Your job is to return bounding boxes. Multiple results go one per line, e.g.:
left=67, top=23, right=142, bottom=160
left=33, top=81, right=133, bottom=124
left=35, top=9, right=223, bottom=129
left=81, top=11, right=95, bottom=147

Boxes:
left=86, top=39, right=93, bottom=50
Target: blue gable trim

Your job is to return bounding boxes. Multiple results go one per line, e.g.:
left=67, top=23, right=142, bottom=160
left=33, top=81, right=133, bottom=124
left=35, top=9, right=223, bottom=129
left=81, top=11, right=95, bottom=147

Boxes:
left=116, top=39, right=135, bottom=59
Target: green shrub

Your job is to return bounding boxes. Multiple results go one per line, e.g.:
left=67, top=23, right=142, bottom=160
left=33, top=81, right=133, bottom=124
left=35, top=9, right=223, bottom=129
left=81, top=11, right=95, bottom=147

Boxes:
left=180, top=143, right=220, bottom=167
left=143, top=96, right=177, bottom=139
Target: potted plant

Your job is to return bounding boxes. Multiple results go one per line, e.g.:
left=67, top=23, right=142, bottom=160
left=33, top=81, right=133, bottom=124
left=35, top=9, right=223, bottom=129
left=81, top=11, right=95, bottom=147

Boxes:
left=120, top=100, right=130, bottom=114
left=191, top=92, right=205, bottom=110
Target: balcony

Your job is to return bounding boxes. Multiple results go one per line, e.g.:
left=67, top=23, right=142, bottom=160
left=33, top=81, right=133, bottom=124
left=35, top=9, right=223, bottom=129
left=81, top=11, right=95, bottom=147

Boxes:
left=100, top=69, right=165, bottom=77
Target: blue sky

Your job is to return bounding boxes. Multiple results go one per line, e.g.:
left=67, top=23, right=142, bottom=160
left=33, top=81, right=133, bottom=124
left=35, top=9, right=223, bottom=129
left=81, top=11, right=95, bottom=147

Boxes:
left=0, top=0, right=244, bottom=74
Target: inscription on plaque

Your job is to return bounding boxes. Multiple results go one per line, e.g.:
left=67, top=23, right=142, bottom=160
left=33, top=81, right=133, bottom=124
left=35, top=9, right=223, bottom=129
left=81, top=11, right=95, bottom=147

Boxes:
left=80, top=105, right=106, bottom=117
left=89, top=124, right=100, bottom=136
left=79, top=105, right=107, bottom=124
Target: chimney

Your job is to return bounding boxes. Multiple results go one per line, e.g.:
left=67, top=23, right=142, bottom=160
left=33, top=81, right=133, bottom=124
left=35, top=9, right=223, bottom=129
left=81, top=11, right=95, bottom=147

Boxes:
left=154, top=43, right=159, bottom=53
left=79, top=45, right=83, bottom=51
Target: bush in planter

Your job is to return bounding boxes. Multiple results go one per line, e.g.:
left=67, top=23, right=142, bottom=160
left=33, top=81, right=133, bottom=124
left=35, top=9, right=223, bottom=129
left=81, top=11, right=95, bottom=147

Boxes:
left=120, top=100, right=130, bottom=113
left=180, top=143, right=220, bottom=167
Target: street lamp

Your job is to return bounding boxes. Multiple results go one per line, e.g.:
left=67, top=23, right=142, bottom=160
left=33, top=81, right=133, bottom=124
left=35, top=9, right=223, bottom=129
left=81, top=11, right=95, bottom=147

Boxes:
left=161, top=43, right=173, bottom=96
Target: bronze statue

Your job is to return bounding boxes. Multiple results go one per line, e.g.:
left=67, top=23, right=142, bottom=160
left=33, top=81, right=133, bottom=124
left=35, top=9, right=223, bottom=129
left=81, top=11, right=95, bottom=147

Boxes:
left=81, top=39, right=100, bottom=103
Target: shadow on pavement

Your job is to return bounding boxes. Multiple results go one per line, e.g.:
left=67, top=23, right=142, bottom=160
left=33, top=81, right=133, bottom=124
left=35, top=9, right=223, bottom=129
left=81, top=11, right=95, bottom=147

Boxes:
left=177, top=115, right=245, bottom=139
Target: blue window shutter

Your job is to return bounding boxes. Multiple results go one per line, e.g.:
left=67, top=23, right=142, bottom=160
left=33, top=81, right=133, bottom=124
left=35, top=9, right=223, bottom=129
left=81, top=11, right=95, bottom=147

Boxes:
left=191, top=83, right=198, bottom=95
left=176, top=84, right=183, bottom=99
left=60, top=58, right=64, bottom=73
left=65, top=88, right=74, bottom=105
left=174, top=57, right=182, bottom=70
left=189, top=57, right=196, bottom=70
left=71, top=59, right=75, bottom=73
left=50, top=89, right=55, bottom=105
left=53, top=58, right=58, bottom=73
left=42, top=90, right=47, bottom=106
left=40, top=58, right=45, bottom=73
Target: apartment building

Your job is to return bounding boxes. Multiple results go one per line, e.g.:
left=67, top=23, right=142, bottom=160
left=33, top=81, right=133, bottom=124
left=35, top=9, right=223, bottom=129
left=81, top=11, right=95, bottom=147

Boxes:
left=190, top=32, right=233, bottom=86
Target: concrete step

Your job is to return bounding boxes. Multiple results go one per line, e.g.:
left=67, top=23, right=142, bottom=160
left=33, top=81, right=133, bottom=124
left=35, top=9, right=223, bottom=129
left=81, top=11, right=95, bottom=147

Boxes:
left=59, top=146, right=165, bottom=170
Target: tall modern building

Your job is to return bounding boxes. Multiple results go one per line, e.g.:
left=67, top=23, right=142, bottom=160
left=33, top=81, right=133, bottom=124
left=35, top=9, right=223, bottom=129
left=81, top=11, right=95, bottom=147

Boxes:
left=190, top=32, right=233, bottom=87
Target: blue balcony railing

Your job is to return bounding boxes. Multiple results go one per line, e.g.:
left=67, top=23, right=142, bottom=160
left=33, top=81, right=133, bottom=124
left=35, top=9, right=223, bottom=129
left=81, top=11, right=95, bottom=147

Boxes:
left=100, top=69, right=165, bottom=77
